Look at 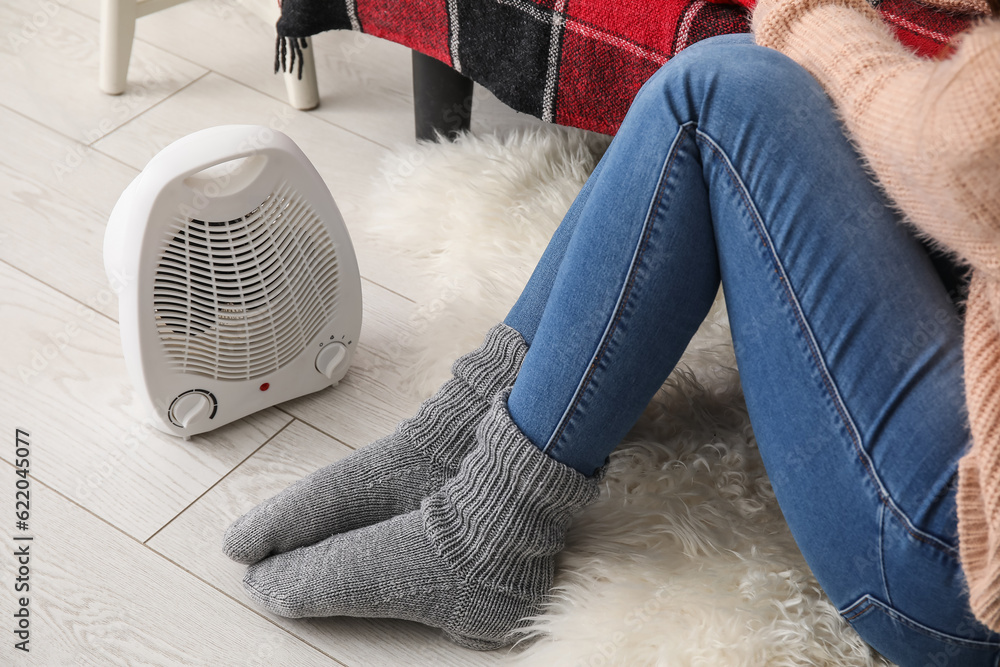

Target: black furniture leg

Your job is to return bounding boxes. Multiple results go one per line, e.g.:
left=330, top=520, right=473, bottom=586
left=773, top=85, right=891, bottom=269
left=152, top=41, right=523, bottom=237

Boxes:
left=412, top=50, right=474, bottom=142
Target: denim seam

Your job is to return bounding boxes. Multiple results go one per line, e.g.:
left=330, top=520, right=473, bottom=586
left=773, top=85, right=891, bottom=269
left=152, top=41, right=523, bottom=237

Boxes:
left=841, top=597, right=873, bottom=622
left=840, top=594, right=1000, bottom=649
left=543, top=124, right=692, bottom=454
left=693, top=129, right=959, bottom=558
left=879, top=502, right=893, bottom=606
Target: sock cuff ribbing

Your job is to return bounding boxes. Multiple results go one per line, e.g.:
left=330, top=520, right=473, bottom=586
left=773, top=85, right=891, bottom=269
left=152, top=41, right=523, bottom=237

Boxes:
left=423, top=389, right=600, bottom=598
left=398, top=324, right=528, bottom=474
left=450, top=323, right=528, bottom=398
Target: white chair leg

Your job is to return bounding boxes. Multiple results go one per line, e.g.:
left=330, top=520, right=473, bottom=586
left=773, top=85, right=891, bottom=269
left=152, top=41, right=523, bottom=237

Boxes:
left=99, top=0, right=137, bottom=95
left=283, top=37, right=319, bottom=110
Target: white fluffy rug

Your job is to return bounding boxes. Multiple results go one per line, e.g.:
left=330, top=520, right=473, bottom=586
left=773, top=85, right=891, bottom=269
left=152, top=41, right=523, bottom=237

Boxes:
left=359, top=129, right=893, bottom=667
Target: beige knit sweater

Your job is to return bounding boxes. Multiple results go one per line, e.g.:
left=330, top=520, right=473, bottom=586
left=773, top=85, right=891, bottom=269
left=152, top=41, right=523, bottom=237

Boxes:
left=751, top=0, right=1000, bottom=630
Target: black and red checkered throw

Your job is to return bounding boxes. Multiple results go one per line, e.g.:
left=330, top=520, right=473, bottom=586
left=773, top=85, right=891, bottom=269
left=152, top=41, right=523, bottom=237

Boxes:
left=275, top=0, right=984, bottom=135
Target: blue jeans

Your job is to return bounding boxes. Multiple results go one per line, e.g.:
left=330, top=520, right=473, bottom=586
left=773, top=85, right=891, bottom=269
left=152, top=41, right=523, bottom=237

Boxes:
left=503, top=34, right=994, bottom=666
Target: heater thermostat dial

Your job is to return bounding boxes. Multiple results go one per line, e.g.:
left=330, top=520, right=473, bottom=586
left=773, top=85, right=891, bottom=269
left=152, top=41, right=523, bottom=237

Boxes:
left=169, top=390, right=216, bottom=429
left=316, top=342, right=349, bottom=380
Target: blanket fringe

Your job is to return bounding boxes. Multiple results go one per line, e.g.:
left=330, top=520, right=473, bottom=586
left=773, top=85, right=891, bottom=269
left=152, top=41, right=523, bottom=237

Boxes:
left=274, top=35, right=309, bottom=79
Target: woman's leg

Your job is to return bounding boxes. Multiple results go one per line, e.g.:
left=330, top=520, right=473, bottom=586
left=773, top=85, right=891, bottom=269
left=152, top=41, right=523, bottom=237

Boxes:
left=504, top=33, right=998, bottom=665
left=503, top=157, right=606, bottom=346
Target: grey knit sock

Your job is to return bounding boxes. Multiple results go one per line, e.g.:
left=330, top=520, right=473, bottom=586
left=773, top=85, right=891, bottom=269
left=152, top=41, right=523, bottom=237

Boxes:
left=240, top=390, right=600, bottom=650
left=222, top=323, right=528, bottom=566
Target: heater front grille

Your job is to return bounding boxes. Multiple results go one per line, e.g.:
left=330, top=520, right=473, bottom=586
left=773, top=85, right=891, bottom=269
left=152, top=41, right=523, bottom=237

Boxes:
left=152, top=181, right=340, bottom=381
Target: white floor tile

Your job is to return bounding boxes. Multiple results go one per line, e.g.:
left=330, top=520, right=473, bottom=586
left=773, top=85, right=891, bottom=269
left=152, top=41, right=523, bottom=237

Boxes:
left=0, top=107, right=137, bottom=321
left=0, top=1, right=205, bottom=144
left=1, top=474, right=334, bottom=666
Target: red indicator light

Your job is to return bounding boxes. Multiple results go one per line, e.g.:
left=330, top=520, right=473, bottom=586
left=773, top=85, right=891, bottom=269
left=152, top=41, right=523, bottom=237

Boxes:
left=260, top=383, right=270, bottom=391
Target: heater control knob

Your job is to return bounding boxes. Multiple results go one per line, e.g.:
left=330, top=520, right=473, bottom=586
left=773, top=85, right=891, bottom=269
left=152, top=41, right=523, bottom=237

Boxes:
left=316, top=342, right=349, bottom=380
left=170, top=392, right=213, bottom=429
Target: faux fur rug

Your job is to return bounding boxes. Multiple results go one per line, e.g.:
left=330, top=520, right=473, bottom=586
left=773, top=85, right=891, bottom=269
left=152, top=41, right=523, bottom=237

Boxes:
left=358, top=129, right=893, bottom=667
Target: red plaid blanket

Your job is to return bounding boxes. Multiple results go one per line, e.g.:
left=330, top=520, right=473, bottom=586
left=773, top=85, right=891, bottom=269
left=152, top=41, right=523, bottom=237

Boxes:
left=276, top=0, right=983, bottom=135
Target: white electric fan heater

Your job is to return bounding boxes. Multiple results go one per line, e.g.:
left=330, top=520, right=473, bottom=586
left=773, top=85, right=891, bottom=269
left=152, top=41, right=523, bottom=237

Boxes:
left=104, top=125, right=363, bottom=438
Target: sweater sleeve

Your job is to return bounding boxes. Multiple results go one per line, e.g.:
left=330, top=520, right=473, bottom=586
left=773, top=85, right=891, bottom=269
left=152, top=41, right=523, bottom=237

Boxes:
left=752, top=0, right=1000, bottom=278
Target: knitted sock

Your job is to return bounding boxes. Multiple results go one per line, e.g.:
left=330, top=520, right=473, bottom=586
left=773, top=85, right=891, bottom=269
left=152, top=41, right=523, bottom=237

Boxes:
left=222, top=323, right=528, bottom=566
left=240, top=390, right=601, bottom=650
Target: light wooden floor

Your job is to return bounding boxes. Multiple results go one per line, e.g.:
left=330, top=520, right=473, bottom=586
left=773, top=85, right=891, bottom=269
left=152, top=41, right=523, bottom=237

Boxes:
left=0, top=1, right=548, bottom=664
